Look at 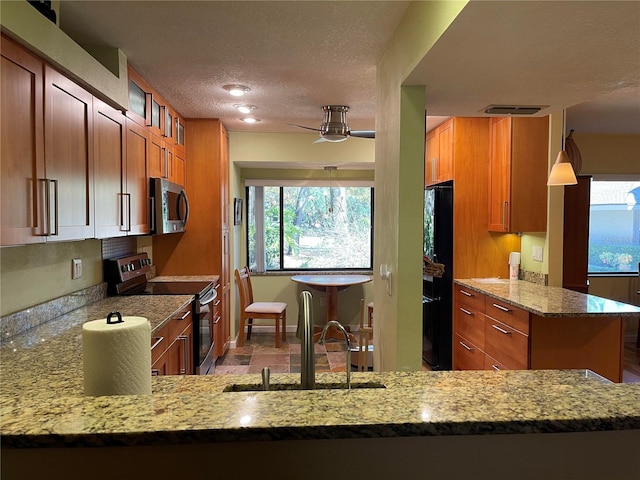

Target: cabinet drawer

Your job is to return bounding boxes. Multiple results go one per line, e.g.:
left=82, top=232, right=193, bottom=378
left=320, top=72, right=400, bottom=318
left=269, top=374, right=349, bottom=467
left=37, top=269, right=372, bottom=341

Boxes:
left=454, top=302, right=485, bottom=349
left=485, top=299, right=529, bottom=334
left=484, top=353, right=509, bottom=372
left=453, top=334, right=485, bottom=370
left=484, top=317, right=529, bottom=370
left=454, top=284, right=485, bottom=312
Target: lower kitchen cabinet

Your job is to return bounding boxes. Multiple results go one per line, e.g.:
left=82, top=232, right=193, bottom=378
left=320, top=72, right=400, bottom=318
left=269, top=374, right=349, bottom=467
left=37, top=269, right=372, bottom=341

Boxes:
left=453, top=283, right=624, bottom=381
left=151, top=306, right=193, bottom=376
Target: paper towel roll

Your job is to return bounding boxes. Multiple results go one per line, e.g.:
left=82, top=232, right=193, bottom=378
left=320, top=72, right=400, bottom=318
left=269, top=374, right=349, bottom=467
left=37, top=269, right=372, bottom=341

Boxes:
left=83, top=312, right=152, bottom=396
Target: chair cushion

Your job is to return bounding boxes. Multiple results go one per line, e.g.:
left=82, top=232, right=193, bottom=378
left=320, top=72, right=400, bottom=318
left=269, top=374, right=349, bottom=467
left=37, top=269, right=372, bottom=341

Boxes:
left=246, top=302, right=287, bottom=314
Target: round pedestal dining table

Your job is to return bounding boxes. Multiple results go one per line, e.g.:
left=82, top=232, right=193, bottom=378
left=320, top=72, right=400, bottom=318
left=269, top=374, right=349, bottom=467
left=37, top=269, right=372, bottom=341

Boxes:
left=291, top=274, right=372, bottom=340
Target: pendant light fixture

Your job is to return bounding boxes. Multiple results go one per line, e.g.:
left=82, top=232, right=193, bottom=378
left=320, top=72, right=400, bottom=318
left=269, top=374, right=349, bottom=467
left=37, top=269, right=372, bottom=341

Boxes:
left=547, top=110, right=578, bottom=186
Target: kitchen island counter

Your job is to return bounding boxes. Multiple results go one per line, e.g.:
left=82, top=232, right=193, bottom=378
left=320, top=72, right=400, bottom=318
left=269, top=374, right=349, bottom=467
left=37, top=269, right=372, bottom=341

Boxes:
left=454, top=278, right=640, bottom=317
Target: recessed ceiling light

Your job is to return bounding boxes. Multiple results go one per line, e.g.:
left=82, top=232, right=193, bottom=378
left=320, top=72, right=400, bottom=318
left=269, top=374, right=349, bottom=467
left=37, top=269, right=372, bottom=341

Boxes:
left=234, top=104, right=257, bottom=114
left=240, top=117, right=260, bottom=124
left=224, top=84, right=251, bottom=97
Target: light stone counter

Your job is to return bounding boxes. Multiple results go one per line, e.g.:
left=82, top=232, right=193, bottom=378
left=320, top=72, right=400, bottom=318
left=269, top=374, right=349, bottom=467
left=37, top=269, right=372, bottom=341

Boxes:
left=1, top=292, right=639, bottom=450
left=455, top=279, right=640, bottom=317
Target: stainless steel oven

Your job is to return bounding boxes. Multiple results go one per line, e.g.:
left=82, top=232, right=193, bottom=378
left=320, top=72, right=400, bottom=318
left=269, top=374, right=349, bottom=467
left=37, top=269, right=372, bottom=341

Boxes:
left=105, top=253, right=217, bottom=374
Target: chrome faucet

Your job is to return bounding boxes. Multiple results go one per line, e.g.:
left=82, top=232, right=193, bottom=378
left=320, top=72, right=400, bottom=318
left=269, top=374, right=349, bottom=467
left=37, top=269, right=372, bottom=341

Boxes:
left=319, top=320, right=352, bottom=390
left=296, top=290, right=315, bottom=390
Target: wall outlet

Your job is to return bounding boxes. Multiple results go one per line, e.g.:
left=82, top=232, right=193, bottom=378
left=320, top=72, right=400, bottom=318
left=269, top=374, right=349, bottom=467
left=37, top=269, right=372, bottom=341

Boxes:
left=72, top=258, right=82, bottom=279
left=532, top=246, right=544, bottom=262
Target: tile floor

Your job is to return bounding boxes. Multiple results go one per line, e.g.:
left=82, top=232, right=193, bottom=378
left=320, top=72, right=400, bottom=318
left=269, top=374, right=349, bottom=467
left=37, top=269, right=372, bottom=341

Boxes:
left=212, top=332, right=355, bottom=374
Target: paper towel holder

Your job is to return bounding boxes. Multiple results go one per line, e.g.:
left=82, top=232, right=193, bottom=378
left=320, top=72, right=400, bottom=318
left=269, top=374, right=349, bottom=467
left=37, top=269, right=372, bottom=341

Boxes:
left=106, top=311, right=124, bottom=324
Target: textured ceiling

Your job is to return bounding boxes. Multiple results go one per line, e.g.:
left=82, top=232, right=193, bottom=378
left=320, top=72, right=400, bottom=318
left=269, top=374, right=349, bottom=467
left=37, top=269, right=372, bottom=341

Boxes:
left=58, top=1, right=640, bottom=137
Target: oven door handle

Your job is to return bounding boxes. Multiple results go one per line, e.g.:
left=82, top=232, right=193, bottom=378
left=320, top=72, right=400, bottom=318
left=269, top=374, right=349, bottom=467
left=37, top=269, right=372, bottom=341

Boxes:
left=199, top=288, right=217, bottom=306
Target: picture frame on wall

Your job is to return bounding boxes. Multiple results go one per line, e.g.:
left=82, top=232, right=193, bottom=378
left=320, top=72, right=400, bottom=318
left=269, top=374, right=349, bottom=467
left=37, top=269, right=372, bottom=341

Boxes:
left=234, top=198, right=243, bottom=225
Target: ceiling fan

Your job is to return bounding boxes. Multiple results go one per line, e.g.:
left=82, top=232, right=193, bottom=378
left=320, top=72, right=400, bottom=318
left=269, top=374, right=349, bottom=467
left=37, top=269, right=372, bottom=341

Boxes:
left=289, top=105, right=375, bottom=143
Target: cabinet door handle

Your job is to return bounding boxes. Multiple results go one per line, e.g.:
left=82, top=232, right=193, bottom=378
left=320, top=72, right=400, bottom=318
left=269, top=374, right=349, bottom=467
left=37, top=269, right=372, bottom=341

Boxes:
left=163, top=147, right=169, bottom=178
left=36, top=179, right=49, bottom=236
left=178, top=334, right=189, bottom=374
left=459, top=341, right=474, bottom=352
left=491, top=364, right=501, bottom=371
left=151, top=336, right=164, bottom=351
left=122, top=193, right=131, bottom=231
left=491, top=324, right=511, bottom=335
left=459, top=307, right=473, bottom=316
left=459, top=290, right=473, bottom=297
left=44, top=179, right=59, bottom=236
left=492, top=303, right=511, bottom=313
left=149, top=196, right=155, bottom=232
left=502, top=201, right=508, bottom=230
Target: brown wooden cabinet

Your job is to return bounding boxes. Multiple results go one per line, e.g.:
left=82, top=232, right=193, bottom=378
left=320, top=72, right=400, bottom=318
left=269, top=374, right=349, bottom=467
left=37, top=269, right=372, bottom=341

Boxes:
left=44, top=65, right=95, bottom=242
left=94, top=98, right=127, bottom=238
left=151, top=306, right=193, bottom=376
left=1, top=35, right=46, bottom=245
left=153, top=119, right=230, bottom=359
left=95, top=100, right=149, bottom=238
left=453, top=283, right=624, bottom=382
left=425, top=118, right=453, bottom=186
left=563, top=175, right=592, bottom=293
left=488, top=116, right=548, bottom=233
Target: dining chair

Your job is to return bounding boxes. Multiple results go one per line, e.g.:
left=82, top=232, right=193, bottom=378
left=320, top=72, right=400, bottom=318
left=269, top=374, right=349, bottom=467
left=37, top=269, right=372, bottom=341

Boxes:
left=357, top=299, right=374, bottom=371
left=235, top=266, right=287, bottom=348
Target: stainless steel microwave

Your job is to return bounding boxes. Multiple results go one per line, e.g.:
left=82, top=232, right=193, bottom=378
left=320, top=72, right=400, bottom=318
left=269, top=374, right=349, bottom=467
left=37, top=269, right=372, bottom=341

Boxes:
left=150, top=178, right=189, bottom=234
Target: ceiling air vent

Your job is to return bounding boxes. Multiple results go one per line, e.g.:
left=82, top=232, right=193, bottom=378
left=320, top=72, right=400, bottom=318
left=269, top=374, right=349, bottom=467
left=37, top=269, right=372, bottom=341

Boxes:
left=483, top=105, right=547, bottom=115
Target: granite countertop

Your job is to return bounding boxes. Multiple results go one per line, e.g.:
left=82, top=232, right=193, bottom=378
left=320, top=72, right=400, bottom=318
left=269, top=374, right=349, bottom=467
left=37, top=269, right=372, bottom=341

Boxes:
left=0, top=295, right=193, bottom=401
left=2, top=292, right=639, bottom=449
left=455, top=279, right=640, bottom=317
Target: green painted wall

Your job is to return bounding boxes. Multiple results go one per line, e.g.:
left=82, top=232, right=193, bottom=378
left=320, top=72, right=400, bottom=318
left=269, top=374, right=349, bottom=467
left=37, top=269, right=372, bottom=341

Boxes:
left=373, top=1, right=467, bottom=371
left=0, top=240, right=103, bottom=316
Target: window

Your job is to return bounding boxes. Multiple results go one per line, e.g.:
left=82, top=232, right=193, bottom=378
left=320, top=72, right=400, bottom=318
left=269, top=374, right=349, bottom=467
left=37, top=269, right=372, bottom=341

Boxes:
left=588, top=179, right=640, bottom=274
left=247, top=182, right=373, bottom=271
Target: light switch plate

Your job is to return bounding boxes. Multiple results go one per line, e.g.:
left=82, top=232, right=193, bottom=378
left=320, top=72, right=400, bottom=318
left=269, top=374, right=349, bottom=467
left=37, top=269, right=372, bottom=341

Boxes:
left=532, top=246, right=544, bottom=262
left=72, top=258, right=82, bottom=279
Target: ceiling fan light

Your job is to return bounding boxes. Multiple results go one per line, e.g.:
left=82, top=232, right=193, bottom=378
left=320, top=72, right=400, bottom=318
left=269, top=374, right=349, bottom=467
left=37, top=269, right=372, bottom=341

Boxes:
left=224, top=84, right=250, bottom=97
left=321, top=134, right=348, bottom=142
left=547, top=151, right=578, bottom=186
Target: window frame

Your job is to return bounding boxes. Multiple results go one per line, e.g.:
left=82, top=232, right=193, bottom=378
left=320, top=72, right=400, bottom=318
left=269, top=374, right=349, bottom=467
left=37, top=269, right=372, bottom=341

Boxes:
left=587, top=175, right=640, bottom=276
left=245, top=180, right=374, bottom=273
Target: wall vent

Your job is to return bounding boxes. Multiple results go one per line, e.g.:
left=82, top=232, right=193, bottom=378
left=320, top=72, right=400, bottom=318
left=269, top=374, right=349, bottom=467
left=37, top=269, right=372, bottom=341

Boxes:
left=483, top=105, right=547, bottom=115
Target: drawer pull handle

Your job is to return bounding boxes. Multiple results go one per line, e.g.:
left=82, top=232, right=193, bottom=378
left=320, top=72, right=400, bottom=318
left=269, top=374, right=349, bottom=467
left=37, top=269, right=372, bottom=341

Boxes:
left=492, top=303, right=511, bottom=313
left=491, top=324, right=511, bottom=335
left=459, top=290, right=473, bottom=297
left=459, top=307, right=473, bottom=316
left=151, top=369, right=160, bottom=376
left=491, top=364, right=501, bottom=371
left=151, top=336, right=164, bottom=350
left=459, top=341, right=474, bottom=352
left=176, top=311, right=191, bottom=321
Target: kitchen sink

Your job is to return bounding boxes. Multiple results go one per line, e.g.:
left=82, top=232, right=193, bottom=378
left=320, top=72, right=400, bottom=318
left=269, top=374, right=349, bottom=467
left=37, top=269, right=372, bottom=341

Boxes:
left=223, top=381, right=386, bottom=392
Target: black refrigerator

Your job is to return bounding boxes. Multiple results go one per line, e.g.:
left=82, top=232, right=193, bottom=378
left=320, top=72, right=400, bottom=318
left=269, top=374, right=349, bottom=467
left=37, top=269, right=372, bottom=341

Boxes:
left=422, top=180, right=453, bottom=370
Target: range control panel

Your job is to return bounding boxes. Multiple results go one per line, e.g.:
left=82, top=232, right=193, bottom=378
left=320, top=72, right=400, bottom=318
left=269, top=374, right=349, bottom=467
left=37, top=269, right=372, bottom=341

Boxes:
left=105, top=252, right=152, bottom=284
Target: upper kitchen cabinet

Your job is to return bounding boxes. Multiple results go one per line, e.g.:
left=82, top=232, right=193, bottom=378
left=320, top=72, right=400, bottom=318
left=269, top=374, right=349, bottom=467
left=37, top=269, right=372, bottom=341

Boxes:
left=127, top=66, right=186, bottom=186
left=44, top=65, right=95, bottom=241
left=425, top=118, right=453, bottom=186
left=487, top=116, right=549, bottom=233
left=94, top=97, right=150, bottom=238
left=1, top=35, right=46, bottom=245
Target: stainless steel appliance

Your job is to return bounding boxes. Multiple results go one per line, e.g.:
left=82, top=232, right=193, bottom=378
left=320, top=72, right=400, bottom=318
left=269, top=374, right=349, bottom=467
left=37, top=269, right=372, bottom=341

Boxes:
left=105, top=252, right=217, bottom=374
left=423, top=181, right=453, bottom=370
left=150, top=177, right=189, bottom=234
